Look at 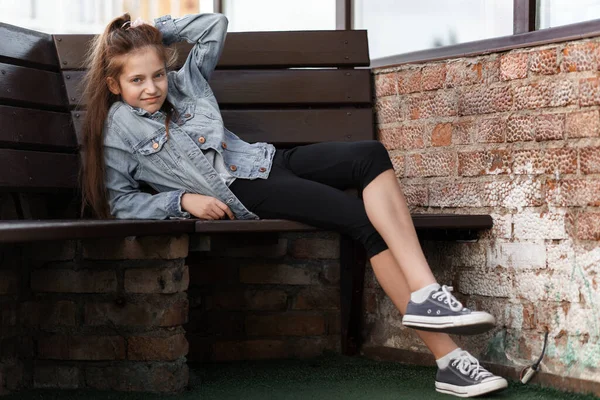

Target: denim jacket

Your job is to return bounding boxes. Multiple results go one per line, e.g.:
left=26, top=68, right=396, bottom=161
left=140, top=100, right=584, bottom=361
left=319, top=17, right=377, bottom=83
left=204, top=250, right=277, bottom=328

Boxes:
left=103, top=13, right=275, bottom=220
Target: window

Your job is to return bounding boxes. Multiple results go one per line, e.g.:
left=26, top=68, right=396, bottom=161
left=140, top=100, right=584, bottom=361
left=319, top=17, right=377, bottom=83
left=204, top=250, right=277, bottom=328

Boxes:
left=353, top=0, right=513, bottom=60
left=223, top=0, right=335, bottom=32
left=538, top=0, right=600, bottom=29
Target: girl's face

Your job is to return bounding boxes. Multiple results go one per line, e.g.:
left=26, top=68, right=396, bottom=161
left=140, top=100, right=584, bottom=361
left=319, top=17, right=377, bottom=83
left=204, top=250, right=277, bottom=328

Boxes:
left=107, top=47, right=168, bottom=114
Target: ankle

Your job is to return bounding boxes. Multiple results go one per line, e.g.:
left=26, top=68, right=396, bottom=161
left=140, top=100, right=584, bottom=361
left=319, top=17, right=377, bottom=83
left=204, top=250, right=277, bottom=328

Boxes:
left=410, top=283, right=440, bottom=303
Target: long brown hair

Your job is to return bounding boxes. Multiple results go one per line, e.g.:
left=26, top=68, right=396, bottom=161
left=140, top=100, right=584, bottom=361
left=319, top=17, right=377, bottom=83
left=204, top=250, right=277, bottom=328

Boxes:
left=80, top=13, right=177, bottom=218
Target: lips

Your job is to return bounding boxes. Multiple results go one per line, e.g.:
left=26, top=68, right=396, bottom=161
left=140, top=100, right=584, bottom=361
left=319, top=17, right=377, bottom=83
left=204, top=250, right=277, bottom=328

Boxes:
left=142, top=96, right=161, bottom=102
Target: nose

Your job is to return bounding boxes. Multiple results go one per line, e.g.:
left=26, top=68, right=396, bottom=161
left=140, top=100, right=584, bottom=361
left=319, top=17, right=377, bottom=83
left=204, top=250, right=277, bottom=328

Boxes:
left=144, top=79, right=159, bottom=95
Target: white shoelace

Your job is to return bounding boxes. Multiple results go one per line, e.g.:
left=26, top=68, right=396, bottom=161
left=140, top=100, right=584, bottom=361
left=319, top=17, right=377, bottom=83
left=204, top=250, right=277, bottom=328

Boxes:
left=431, top=285, right=464, bottom=312
left=452, top=351, right=494, bottom=381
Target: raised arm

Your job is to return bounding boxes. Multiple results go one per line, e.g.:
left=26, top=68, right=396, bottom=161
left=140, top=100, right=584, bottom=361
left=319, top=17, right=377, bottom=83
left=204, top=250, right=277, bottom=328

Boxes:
left=155, top=13, right=228, bottom=82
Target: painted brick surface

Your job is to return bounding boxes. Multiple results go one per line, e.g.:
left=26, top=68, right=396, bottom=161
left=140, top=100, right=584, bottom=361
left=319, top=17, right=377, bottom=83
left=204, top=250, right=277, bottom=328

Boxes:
left=371, top=36, right=600, bottom=387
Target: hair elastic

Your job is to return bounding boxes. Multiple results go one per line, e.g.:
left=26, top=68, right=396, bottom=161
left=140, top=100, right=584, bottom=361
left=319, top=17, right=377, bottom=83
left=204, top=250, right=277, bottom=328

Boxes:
left=121, top=20, right=131, bottom=29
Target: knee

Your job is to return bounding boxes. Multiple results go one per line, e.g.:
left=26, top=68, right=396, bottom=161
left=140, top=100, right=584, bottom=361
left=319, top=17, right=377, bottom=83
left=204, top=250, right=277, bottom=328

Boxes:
left=359, top=140, right=389, bottom=162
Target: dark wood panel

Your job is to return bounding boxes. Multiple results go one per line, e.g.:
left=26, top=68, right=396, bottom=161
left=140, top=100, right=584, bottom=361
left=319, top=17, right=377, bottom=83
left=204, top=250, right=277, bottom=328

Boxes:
left=54, top=30, right=369, bottom=70
left=0, top=105, right=76, bottom=150
left=0, top=149, right=78, bottom=190
left=412, top=214, right=493, bottom=230
left=0, top=63, right=67, bottom=109
left=0, top=23, right=58, bottom=69
left=64, top=69, right=372, bottom=107
left=72, top=109, right=374, bottom=145
left=0, top=219, right=196, bottom=243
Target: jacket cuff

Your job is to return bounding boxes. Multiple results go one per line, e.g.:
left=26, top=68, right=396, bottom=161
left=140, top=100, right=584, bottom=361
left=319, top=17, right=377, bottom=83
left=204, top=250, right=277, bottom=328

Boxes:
left=167, top=189, right=191, bottom=219
left=154, top=15, right=180, bottom=46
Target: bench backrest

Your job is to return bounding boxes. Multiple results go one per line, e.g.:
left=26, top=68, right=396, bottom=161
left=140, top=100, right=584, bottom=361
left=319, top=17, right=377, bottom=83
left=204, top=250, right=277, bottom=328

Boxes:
left=0, top=23, right=373, bottom=219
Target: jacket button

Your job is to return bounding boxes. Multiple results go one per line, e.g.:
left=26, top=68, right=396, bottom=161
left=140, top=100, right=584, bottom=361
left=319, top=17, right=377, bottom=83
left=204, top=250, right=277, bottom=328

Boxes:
left=152, top=142, right=159, bottom=149
left=229, top=165, right=237, bottom=172
left=183, top=113, right=191, bottom=118
left=198, top=136, right=206, bottom=144
left=221, top=142, right=227, bottom=149
left=259, top=167, right=266, bottom=172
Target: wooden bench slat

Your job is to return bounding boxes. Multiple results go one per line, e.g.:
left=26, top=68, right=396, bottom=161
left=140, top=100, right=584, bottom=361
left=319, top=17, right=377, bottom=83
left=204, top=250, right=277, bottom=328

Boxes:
left=0, top=149, right=78, bottom=190
left=0, top=63, right=67, bottom=109
left=0, top=23, right=58, bottom=69
left=72, top=108, right=374, bottom=146
left=0, top=219, right=196, bottom=242
left=64, top=69, right=372, bottom=108
left=0, top=105, right=76, bottom=151
left=411, top=214, right=493, bottom=230
left=54, top=30, right=370, bottom=70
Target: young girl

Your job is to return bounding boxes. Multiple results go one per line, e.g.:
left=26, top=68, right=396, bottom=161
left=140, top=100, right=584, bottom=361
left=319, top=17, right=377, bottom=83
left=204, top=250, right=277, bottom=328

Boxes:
left=81, top=12, right=508, bottom=398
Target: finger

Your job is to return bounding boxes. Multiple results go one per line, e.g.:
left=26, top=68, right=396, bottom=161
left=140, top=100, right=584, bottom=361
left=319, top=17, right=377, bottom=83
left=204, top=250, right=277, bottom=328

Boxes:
left=213, top=207, right=226, bottom=219
left=215, top=201, right=235, bottom=220
left=131, top=17, right=145, bottom=27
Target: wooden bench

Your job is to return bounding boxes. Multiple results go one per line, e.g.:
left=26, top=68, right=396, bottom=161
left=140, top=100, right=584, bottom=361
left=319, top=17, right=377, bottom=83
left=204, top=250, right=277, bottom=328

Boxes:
left=0, top=21, right=493, bottom=358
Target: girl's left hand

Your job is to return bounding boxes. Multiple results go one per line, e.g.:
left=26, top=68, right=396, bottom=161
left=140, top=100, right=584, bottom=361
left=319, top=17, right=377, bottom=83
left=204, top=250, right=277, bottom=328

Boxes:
left=131, top=17, right=147, bottom=27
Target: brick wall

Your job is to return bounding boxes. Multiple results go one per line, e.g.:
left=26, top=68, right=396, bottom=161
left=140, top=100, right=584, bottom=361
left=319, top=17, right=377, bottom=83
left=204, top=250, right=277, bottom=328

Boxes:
left=368, top=38, right=600, bottom=385
left=185, top=232, right=341, bottom=362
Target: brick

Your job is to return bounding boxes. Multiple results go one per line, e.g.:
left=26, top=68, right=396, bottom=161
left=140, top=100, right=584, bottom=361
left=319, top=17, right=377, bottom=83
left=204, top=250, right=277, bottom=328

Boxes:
left=85, top=361, right=188, bottom=392
left=458, top=150, right=510, bottom=176
left=458, top=267, right=512, bottom=297
left=20, top=301, right=77, bottom=328
left=397, top=69, right=421, bottom=94
left=483, top=58, right=501, bottom=83
left=430, top=123, right=452, bottom=146
left=290, top=238, right=339, bottom=259
left=546, top=179, right=600, bottom=207
left=245, top=314, right=325, bottom=336
left=85, top=295, right=188, bottom=327
left=459, top=85, right=512, bottom=115
left=579, top=77, right=600, bottom=106
left=409, top=90, right=457, bottom=120
left=390, top=151, right=404, bottom=178
left=452, top=119, right=475, bottom=144
left=124, top=264, right=189, bottom=294
left=506, top=114, right=534, bottom=142
left=580, top=147, right=600, bottom=174
left=293, top=287, right=340, bottom=310
left=26, top=241, right=76, bottom=261
left=128, top=334, right=188, bottom=361
left=374, top=72, right=397, bottom=97
left=500, top=52, right=528, bottom=80
left=0, top=270, right=18, bottom=294
left=577, top=212, right=600, bottom=240
left=375, top=97, right=401, bottom=124
left=529, top=48, right=558, bottom=75
left=320, top=263, right=340, bottom=285
left=429, top=182, right=485, bottom=207
left=421, top=64, right=446, bottom=91
left=405, top=152, right=455, bottom=177
left=513, top=148, right=577, bottom=175
left=487, top=241, right=546, bottom=269
left=515, top=270, right=579, bottom=302
left=446, top=61, right=483, bottom=87
left=206, top=289, right=287, bottom=311
left=239, top=264, right=317, bottom=285
left=513, top=211, right=567, bottom=240
left=212, top=340, right=287, bottom=361
left=535, top=114, right=564, bottom=141
left=566, top=110, right=599, bottom=138
left=484, top=177, right=544, bottom=208
left=38, top=336, right=126, bottom=360
left=83, top=235, right=189, bottom=260
left=31, top=269, right=117, bottom=293
left=401, top=184, right=428, bottom=207
left=514, top=80, right=576, bottom=110
left=561, top=42, right=597, bottom=72
left=379, top=125, right=426, bottom=151
left=476, top=117, right=505, bottom=143
left=34, top=365, right=81, bottom=389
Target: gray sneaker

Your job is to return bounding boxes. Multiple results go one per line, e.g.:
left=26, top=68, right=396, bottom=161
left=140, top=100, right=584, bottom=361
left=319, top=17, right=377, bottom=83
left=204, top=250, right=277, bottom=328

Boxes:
left=402, top=285, right=495, bottom=335
left=435, top=351, right=508, bottom=398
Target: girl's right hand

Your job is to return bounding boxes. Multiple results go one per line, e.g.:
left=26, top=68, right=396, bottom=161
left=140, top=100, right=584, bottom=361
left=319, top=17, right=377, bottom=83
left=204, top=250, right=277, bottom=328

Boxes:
left=181, top=193, right=235, bottom=220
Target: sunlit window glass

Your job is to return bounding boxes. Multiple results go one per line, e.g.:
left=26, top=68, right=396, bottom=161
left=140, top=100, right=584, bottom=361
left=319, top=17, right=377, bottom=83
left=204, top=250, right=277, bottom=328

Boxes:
left=538, top=0, right=600, bottom=29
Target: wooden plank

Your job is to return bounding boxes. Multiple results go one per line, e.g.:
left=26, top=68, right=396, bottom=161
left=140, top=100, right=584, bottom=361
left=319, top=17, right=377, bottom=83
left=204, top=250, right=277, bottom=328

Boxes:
left=54, top=30, right=370, bottom=70
left=72, top=109, right=374, bottom=145
left=0, top=23, right=58, bottom=69
left=0, top=149, right=78, bottom=190
left=411, top=214, right=493, bottom=230
left=0, top=105, right=76, bottom=151
left=64, top=69, right=372, bottom=108
left=0, top=219, right=196, bottom=243
left=0, top=63, right=67, bottom=109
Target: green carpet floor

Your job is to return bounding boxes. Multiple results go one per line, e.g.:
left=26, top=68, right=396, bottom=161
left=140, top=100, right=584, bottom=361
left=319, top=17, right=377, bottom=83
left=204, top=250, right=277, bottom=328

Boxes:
left=5, top=354, right=599, bottom=400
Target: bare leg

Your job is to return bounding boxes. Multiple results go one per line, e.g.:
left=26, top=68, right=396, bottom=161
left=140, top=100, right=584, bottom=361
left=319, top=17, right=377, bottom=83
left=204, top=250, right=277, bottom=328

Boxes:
left=363, top=169, right=436, bottom=291
left=370, top=249, right=457, bottom=359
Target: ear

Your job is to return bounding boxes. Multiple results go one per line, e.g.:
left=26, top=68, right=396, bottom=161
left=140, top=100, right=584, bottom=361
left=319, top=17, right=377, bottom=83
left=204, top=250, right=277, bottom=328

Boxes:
left=106, top=77, right=121, bottom=95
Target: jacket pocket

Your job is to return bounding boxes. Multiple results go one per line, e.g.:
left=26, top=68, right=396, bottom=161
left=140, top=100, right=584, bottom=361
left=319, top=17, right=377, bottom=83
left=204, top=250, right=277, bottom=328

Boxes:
left=175, top=103, right=195, bottom=126
left=135, top=132, right=169, bottom=156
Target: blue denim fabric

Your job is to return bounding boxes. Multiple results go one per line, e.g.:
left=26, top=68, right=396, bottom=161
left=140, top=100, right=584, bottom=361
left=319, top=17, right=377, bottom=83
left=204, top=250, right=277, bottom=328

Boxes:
left=103, top=13, right=275, bottom=219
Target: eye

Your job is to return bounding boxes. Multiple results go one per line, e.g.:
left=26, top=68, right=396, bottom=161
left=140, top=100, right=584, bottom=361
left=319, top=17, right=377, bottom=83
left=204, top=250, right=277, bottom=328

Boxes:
left=132, top=77, right=142, bottom=83
left=155, top=72, right=165, bottom=78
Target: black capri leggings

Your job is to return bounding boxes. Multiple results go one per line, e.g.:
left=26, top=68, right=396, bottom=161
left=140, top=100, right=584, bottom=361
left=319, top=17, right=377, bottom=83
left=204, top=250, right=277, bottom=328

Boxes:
left=229, top=140, right=393, bottom=259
